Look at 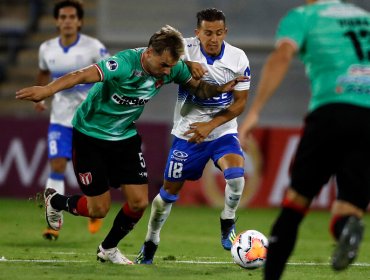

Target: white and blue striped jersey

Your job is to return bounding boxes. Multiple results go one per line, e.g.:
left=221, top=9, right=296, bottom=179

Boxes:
left=39, top=33, right=109, bottom=127
left=171, top=37, right=251, bottom=141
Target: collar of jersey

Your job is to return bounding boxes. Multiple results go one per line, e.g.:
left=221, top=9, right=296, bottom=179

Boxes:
left=59, top=33, right=81, bottom=53
left=200, top=42, right=225, bottom=65
left=140, top=48, right=151, bottom=76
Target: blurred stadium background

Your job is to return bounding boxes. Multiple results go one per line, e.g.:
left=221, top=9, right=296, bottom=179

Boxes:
left=1, top=0, right=370, bottom=209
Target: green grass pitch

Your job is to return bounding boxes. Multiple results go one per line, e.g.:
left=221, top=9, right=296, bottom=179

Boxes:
left=0, top=198, right=369, bottom=280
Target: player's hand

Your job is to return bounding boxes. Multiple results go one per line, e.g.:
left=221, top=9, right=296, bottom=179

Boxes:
left=187, top=61, right=207, bottom=80
left=238, top=111, right=259, bottom=151
left=184, top=122, right=213, bottom=144
left=16, top=86, right=52, bottom=102
left=34, top=100, right=47, bottom=112
left=219, top=76, right=249, bottom=93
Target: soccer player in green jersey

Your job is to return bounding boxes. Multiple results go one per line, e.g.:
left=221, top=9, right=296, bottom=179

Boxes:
left=239, top=1, right=370, bottom=279
left=16, top=25, right=246, bottom=265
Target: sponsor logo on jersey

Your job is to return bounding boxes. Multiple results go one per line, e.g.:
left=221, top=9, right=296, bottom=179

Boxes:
left=112, top=93, right=149, bottom=106
left=171, top=149, right=188, bottom=162
left=79, top=172, right=92, bottom=186
left=106, top=60, right=118, bottom=71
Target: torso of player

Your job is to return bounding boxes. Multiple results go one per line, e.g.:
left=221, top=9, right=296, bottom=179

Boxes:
left=72, top=48, right=192, bottom=141
left=277, top=1, right=370, bottom=111
left=39, top=33, right=108, bottom=127
left=171, top=37, right=250, bottom=141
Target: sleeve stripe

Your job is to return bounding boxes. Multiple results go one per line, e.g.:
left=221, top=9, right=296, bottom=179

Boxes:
left=94, top=64, right=104, bottom=81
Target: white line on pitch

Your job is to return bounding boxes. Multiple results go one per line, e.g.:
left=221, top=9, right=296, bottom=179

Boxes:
left=1, top=258, right=369, bottom=267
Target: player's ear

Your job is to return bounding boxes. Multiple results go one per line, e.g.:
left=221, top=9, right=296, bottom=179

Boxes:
left=195, top=28, right=199, bottom=37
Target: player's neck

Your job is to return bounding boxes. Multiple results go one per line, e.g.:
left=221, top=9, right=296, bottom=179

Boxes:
left=60, top=33, right=79, bottom=47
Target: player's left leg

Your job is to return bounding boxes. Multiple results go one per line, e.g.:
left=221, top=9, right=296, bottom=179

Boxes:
left=213, top=134, right=245, bottom=250
left=330, top=201, right=365, bottom=271
left=98, top=184, right=148, bottom=265
left=330, top=107, right=370, bottom=271
left=330, top=173, right=368, bottom=270
left=217, top=155, right=245, bottom=250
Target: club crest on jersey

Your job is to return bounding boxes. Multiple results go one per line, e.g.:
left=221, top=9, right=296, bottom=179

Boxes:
left=106, top=60, right=118, bottom=71
left=79, top=172, right=92, bottom=186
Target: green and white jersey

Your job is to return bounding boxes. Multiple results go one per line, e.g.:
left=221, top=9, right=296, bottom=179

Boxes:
left=72, top=48, right=192, bottom=140
left=276, top=0, right=370, bottom=112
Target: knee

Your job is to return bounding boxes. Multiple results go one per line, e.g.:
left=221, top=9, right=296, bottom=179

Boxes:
left=331, top=200, right=364, bottom=218
left=128, top=198, right=148, bottom=213
left=50, top=158, right=67, bottom=173
left=224, top=167, right=245, bottom=194
left=88, top=204, right=110, bottom=218
left=226, top=177, right=245, bottom=194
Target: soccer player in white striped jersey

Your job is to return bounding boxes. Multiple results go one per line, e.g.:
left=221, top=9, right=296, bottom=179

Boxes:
left=136, top=8, right=251, bottom=264
left=34, top=0, right=109, bottom=240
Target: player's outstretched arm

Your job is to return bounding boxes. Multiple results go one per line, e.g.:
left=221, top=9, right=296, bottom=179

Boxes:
left=184, top=76, right=249, bottom=99
left=239, top=41, right=296, bottom=149
left=16, top=65, right=101, bottom=102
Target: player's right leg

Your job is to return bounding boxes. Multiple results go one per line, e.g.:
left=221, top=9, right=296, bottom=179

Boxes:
left=43, top=171, right=66, bottom=239
left=136, top=137, right=209, bottom=264
left=42, top=124, right=71, bottom=239
left=214, top=135, right=246, bottom=250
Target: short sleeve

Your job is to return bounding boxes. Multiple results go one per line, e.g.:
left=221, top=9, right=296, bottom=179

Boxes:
left=171, top=60, right=192, bottom=85
left=92, top=39, right=110, bottom=63
left=38, top=43, right=48, bottom=71
left=95, top=54, right=132, bottom=82
left=235, top=52, right=251, bottom=91
left=276, top=8, right=306, bottom=49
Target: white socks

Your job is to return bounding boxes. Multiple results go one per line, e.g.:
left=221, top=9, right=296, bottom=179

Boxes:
left=145, top=194, right=172, bottom=245
left=46, top=177, right=65, bottom=195
left=221, top=177, right=245, bottom=220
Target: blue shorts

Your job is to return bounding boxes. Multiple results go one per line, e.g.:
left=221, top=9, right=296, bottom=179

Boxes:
left=47, top=124, right=72, bottom=160
left=164, top=134, right=244, bottom=181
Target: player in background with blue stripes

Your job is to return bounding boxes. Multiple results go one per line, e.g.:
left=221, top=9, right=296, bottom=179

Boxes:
left=34, top=0, right=109, bottom=240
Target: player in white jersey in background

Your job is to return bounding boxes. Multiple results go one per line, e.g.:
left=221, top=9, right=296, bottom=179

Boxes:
left=135, top=8, right=251, bottom=264
left=34, top=0, right=109, bottom=240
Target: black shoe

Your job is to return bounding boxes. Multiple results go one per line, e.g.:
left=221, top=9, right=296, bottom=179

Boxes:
left=135, top=241, right=158, bottom=264
left=220, top=218, right=236, bottom=250
left=332, top=216, right=364, bottom=271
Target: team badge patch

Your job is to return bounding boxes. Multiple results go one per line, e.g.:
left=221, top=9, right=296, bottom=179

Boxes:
left=106, top=60, right=118, bottom=71
left=79, top=172, right=92, bottom=186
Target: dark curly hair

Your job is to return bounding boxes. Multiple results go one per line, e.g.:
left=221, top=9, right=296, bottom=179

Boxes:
left=196, top=8, right=226, bottom=27
left=53, top=0, right=84, bottom=19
